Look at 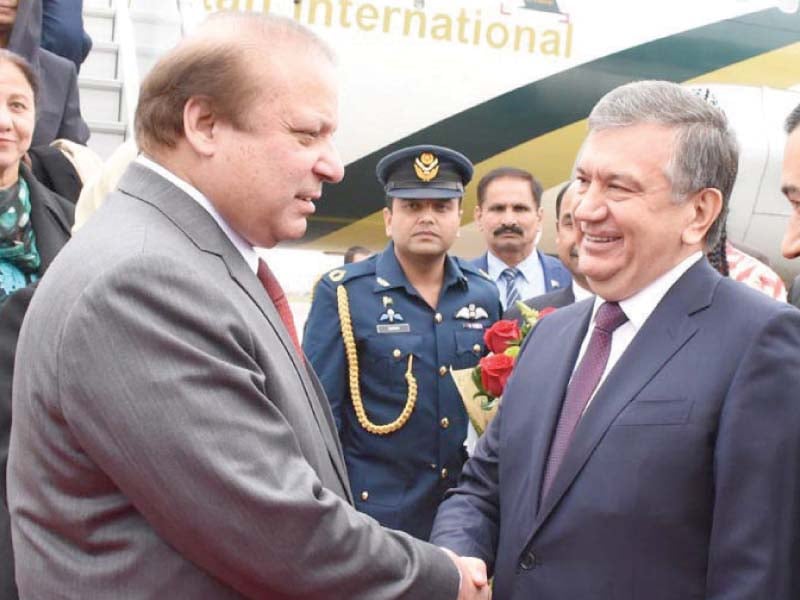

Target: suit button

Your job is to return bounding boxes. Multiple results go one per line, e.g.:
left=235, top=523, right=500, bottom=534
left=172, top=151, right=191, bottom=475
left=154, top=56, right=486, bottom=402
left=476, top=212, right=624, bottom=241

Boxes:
left=472, top=343, right=481, bottom=354
left=360, top=491, right=369, bottom=501
left=440, top=417, right=450, bottom=429
left=439, top=365, right=448, bottom=376
left=519, top=550, right=537, bottom=570
left=392, top=348, right=401, bottom=358
left=440, top=468, right=448, bottom=479
left=434, top=312, right=443, bottom=323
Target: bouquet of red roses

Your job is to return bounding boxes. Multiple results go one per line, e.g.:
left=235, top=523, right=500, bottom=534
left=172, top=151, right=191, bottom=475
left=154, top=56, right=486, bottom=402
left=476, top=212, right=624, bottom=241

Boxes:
left=450, top=303, right=555, bottom=435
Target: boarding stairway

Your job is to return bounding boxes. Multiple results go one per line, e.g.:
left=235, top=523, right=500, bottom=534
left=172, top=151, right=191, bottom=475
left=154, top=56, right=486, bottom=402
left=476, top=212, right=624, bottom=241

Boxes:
left=80, top=0, right=197, bottom=159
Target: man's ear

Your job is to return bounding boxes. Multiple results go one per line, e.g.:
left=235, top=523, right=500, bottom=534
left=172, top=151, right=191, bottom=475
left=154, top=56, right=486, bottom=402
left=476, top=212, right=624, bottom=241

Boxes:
left=682, top=188, right=723, bottom=246
left=473, top=204, right=483, bottom=230
left=182, top=96, right=218, bottom=157
left=383, top=206, right=393, bottom=237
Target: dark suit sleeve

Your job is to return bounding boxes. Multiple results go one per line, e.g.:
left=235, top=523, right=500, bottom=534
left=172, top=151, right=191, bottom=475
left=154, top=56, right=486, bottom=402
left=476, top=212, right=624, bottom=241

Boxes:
left=57, top=257, right=459, bottom=599
left=0, top=285, right=37, bottom=503
left=302, top=277, right=348, bottom=432
left=705, top=305, right=800, bottom=598
left=55, top=63, right=89, bottom=145
left=430, top=398, right=503, bottom=573
left=0, top=285, right=35, bottom=600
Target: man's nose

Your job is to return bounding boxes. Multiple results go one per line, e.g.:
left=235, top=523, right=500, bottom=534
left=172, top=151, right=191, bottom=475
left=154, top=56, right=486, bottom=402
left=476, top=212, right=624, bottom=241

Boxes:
left=781, top=212, right=800, bottom=259
left=418, top=203, right=437, bottom=221
left=500, top=207, right=517, bottom=223
left=573, top=183, right=606, bottom=223
left=316, top=140, right=345, bottom=184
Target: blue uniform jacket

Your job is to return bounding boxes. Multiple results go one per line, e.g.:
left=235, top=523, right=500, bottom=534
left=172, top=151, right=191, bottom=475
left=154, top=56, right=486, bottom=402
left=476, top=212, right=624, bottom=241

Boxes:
left=303, top=243, right=501, bottom=540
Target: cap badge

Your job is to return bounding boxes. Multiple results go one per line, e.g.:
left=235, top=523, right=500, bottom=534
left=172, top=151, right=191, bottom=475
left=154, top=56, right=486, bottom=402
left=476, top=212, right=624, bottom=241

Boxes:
left=414, top=152, right=439, bottom=182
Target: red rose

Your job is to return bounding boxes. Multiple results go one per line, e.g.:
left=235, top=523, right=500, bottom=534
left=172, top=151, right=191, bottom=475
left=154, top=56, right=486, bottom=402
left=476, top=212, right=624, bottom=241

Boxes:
left=479, top=353, right=516, bottom=397
left=539, top=306, right=557, bottom=318
left=483, top=319, right=521, bottom=354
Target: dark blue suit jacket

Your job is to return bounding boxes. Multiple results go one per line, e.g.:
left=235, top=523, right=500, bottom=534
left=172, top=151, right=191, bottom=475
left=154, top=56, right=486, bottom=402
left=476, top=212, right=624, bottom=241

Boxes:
left=432, top=259, right=800, bottom=600
left=470, top=251, right=571, bottom=294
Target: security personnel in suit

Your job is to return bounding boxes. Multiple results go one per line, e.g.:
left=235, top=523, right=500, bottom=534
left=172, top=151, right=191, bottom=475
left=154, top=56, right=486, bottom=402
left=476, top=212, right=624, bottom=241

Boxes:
left=303, top=145, right=502, bottom=540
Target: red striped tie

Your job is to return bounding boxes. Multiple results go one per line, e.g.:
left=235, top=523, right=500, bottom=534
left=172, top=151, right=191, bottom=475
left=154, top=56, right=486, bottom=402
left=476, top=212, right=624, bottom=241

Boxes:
left=257, top=258, right=303, bottom=359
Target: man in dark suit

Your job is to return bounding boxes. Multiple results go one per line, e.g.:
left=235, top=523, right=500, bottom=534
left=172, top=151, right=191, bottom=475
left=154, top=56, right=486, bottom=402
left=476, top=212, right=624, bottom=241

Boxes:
left=505, top=180, right=592, bottom=320
left=432, top=80, right=800, bottom=599
left=470, top=167, right=571, bottom=310
left=781, top=102, right=800, bottom=308
left=7, top=13, right=488, bottom=599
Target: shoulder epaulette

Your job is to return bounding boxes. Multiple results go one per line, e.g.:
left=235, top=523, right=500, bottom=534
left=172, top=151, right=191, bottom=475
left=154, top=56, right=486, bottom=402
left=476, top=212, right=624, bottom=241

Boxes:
left=322, top=255, right=376, bottom=286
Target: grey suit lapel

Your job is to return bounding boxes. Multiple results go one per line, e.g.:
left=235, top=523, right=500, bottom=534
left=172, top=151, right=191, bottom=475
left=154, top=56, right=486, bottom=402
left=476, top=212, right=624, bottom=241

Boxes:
left=116, top=163, right=351, bottom=492
left=305, top=365, right=353, bottom=503
left=532, top=260, right=719, bottom=534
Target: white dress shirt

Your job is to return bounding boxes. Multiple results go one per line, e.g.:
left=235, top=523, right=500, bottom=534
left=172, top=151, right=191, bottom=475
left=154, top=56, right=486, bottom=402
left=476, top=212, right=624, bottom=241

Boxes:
left=136, top=155, right=259, bottom=274
left=575, top=252, right=703, bottom=411
left=487, top=250, right=545, bottom=309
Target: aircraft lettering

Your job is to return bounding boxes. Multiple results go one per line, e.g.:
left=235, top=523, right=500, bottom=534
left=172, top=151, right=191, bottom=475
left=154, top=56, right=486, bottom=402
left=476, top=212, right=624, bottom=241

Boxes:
left=206, top=0, right=574, bottom=58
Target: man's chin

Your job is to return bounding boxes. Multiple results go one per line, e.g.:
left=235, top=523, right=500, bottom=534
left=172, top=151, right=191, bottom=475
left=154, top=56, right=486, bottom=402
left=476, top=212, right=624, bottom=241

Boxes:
left=491, top=241, right=523, bottom=254
left=781, top=239, right=800, bottom=259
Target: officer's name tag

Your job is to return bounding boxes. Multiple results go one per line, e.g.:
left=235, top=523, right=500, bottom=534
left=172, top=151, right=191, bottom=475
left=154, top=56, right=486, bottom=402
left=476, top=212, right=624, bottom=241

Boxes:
left=462, top=323, right=484, bottom=330
left=377, top=323, right=411, bottom=334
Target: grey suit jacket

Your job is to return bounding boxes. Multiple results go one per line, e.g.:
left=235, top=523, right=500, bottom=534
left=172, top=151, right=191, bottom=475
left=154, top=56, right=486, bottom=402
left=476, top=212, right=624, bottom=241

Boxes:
left=8, top=163, right=458, bottom=599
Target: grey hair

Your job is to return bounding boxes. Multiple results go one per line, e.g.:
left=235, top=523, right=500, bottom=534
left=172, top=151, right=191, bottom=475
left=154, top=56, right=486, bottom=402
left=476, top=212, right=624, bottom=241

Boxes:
left=785, top=102, right=800, bottom=134
left=135, top=11, right=334, bottom=153
left=587, top=80, right=739, bottom=247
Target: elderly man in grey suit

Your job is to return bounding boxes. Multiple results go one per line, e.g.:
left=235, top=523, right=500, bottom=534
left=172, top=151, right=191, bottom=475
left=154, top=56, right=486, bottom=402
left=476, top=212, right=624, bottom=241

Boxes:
left=7, top=12, right=489, bottom=600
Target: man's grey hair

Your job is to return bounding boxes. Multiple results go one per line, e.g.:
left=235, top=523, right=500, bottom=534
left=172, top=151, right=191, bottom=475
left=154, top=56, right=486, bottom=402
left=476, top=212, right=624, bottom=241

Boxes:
left=135, top=11, right=334, bottom=154
left=785, top=102, right=800, bottom=135
left=587, top=80, right=739, bottom=247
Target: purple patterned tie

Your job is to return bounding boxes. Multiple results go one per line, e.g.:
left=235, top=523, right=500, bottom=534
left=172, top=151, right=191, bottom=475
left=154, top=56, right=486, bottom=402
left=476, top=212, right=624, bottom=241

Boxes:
left=541, top=301, right=628, bottom=500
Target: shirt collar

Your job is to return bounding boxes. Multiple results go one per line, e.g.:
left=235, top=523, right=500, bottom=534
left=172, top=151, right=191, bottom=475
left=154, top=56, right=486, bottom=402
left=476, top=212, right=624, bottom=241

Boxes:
left=375, top=241, right=465, bottom=293
left=486, top=249, right=542, bottom=283
left=136, top=155, right=259, bottom=274
left=591, top=251, right=703, bottom=331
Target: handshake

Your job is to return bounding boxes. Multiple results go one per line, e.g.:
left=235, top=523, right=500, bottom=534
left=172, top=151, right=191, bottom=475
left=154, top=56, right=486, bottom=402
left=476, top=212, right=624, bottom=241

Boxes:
left=442, top=547, right=492, bottom=600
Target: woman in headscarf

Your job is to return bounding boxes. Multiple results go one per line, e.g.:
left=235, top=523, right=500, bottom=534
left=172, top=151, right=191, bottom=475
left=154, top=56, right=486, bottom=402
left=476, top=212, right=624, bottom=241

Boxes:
left=0, top=48, right=73, bottom=600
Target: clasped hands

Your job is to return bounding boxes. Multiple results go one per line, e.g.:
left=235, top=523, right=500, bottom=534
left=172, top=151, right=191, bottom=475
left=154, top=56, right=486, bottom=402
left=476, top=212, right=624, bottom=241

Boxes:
left=442, top=547, right=491, bottom=600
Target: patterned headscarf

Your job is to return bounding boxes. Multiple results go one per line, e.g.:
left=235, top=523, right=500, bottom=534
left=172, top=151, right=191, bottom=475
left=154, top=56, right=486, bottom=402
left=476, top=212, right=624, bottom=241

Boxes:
left=0, top=177, right=40, bottom=302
